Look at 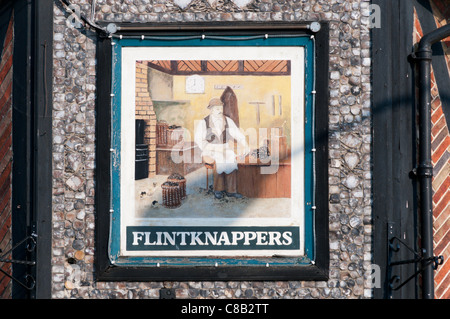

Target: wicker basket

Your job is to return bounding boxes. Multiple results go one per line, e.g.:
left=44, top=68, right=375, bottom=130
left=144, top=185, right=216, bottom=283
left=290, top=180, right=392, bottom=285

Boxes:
left=167, top=173, right=186, bottom=199
left=167, top=126, right=184, bottom=146
left=157, top=122, right=184, bottom=147
left=161, top=181, right=182, bottom=209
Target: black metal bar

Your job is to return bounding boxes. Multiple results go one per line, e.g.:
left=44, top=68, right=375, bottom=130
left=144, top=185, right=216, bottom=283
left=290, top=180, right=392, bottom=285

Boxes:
left=415, top=23, right=450, bottom=299
left=389, top=258, right=422, bottom=267
left=0, top=234, right=36, bottom=260
left=388, top=233, right=444, bottom=298
left=113, top=21, right=312, bottom=32
left=11, top=0, right=34, bottom=299
left=94, top=35, right=113, bottom=279
left=390, top=257, right=441, bottom=292
left=32, top=0, right=54, bottom=299
left=390, top=266, right=426, bottom=292
left=390, top=236, right=422, bottom=258
left=0, top=267, right=35, bottom=291
left=0, top=233, right=37, bottom=291
left=0, top=259, right=36, bottom=266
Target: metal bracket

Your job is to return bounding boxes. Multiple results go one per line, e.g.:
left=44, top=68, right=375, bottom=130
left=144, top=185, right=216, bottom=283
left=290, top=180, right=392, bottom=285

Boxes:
left=160, top=288, right=176, bottom=299
left=387, top=227, right=444, bottom=295
left=0, top=233, right=37, bottom=291
left=407, top=52, right=423, bottom=64
left=409, top=165, right=434, bottom=179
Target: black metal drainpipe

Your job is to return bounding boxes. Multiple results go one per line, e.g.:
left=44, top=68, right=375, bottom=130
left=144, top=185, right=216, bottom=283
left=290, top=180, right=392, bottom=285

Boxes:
left=415, top=24, right=450, bottom=299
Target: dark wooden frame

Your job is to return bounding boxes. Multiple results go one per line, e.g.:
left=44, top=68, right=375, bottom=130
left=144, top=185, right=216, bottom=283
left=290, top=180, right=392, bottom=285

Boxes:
left=372, top=0, right=418, bottom=299
left=95, top=23, right=329, bottom=281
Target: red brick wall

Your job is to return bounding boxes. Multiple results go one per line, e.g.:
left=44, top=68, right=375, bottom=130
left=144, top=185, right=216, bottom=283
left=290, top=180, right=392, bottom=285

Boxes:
left=0, top=15, right=13, bottom=300
left=414, top=2, right=450, bottom=299
left=135, top=61, right=157, bottom=177
left=429, top=0, right=450, bottom=300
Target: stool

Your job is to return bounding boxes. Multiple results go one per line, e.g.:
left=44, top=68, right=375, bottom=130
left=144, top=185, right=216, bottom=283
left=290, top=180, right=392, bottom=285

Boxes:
left=202, top=156, right=215, bottom=190
left=205, top=162, right=215, bottom=190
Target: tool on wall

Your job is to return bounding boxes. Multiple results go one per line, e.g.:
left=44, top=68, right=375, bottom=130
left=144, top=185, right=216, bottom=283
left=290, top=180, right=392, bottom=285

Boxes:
left=271, top=95, right=283, bottom=117
left=272, top=95, right=276, bottom=116
left=279, top=95, right=282, bottom=116
left=249, top=101, right=265, bottom=125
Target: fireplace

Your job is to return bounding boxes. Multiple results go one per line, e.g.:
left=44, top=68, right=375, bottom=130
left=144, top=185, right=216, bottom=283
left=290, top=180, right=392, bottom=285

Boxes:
left=135, top=119, right=149, bottom=180
left=135, top=61, right=157, bottom=178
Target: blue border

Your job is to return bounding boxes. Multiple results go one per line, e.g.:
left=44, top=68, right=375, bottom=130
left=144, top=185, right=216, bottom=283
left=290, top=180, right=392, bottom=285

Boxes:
left=110, top=35, right=315, bottom=266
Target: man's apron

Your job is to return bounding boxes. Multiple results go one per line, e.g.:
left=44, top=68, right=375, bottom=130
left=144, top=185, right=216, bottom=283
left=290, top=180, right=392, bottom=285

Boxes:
left=203, top=115, right=238, bottom=175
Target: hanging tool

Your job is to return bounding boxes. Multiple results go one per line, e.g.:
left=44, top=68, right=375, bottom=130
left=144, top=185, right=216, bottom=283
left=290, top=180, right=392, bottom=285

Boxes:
left=249, top=101, right=265, bottom=125
left=279, top=95, right=282, bottom=116
left=272, top=95, right=276, bottom=115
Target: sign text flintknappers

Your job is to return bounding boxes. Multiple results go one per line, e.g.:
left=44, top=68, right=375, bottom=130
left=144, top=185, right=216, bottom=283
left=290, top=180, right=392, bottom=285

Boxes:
left=127, top=226, right=300, bottom=251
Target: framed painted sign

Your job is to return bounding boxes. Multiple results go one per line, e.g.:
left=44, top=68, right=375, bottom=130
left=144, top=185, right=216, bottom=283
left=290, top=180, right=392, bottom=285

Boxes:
left=95, top=25, right=329, bottom=281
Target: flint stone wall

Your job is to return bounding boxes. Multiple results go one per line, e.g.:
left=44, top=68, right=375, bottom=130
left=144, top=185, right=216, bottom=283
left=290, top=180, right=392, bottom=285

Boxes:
left=51, top=0, right=373, bottom=299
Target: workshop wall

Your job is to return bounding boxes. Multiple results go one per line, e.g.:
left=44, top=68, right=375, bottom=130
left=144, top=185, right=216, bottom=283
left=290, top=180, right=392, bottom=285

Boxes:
left=172, top=73, right=292, bottom=146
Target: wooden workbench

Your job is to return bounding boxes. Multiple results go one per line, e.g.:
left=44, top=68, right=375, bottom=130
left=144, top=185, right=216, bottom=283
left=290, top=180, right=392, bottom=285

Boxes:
left=237, top=156, right=291, bottom=198
left=156, top=142, right=203, bottom=176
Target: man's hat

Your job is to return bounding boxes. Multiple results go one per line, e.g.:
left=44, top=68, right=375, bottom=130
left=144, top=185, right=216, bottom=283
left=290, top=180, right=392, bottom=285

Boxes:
left=207, top=98, right=224, bottom=109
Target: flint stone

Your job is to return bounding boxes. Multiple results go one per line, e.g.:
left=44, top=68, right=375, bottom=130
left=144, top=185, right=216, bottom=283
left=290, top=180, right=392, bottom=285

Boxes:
left=344, top=175, right=359, bottom=189
left=173, top=0, right=193, bottom=9
left=341, top=133, right=362, bottom=148
left=66, top=175, right=84, bottom=191
left=72, top=239, right=85, bottom=250
left=350, top=216, right=362, bottom=228
left=344, top=153, right=359, bottom=169
left=66, top=153, right=83, bottom=172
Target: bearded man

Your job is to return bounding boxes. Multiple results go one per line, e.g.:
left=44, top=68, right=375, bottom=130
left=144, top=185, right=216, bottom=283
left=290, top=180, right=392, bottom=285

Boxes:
left=194, top=98, right=249, bottom=199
